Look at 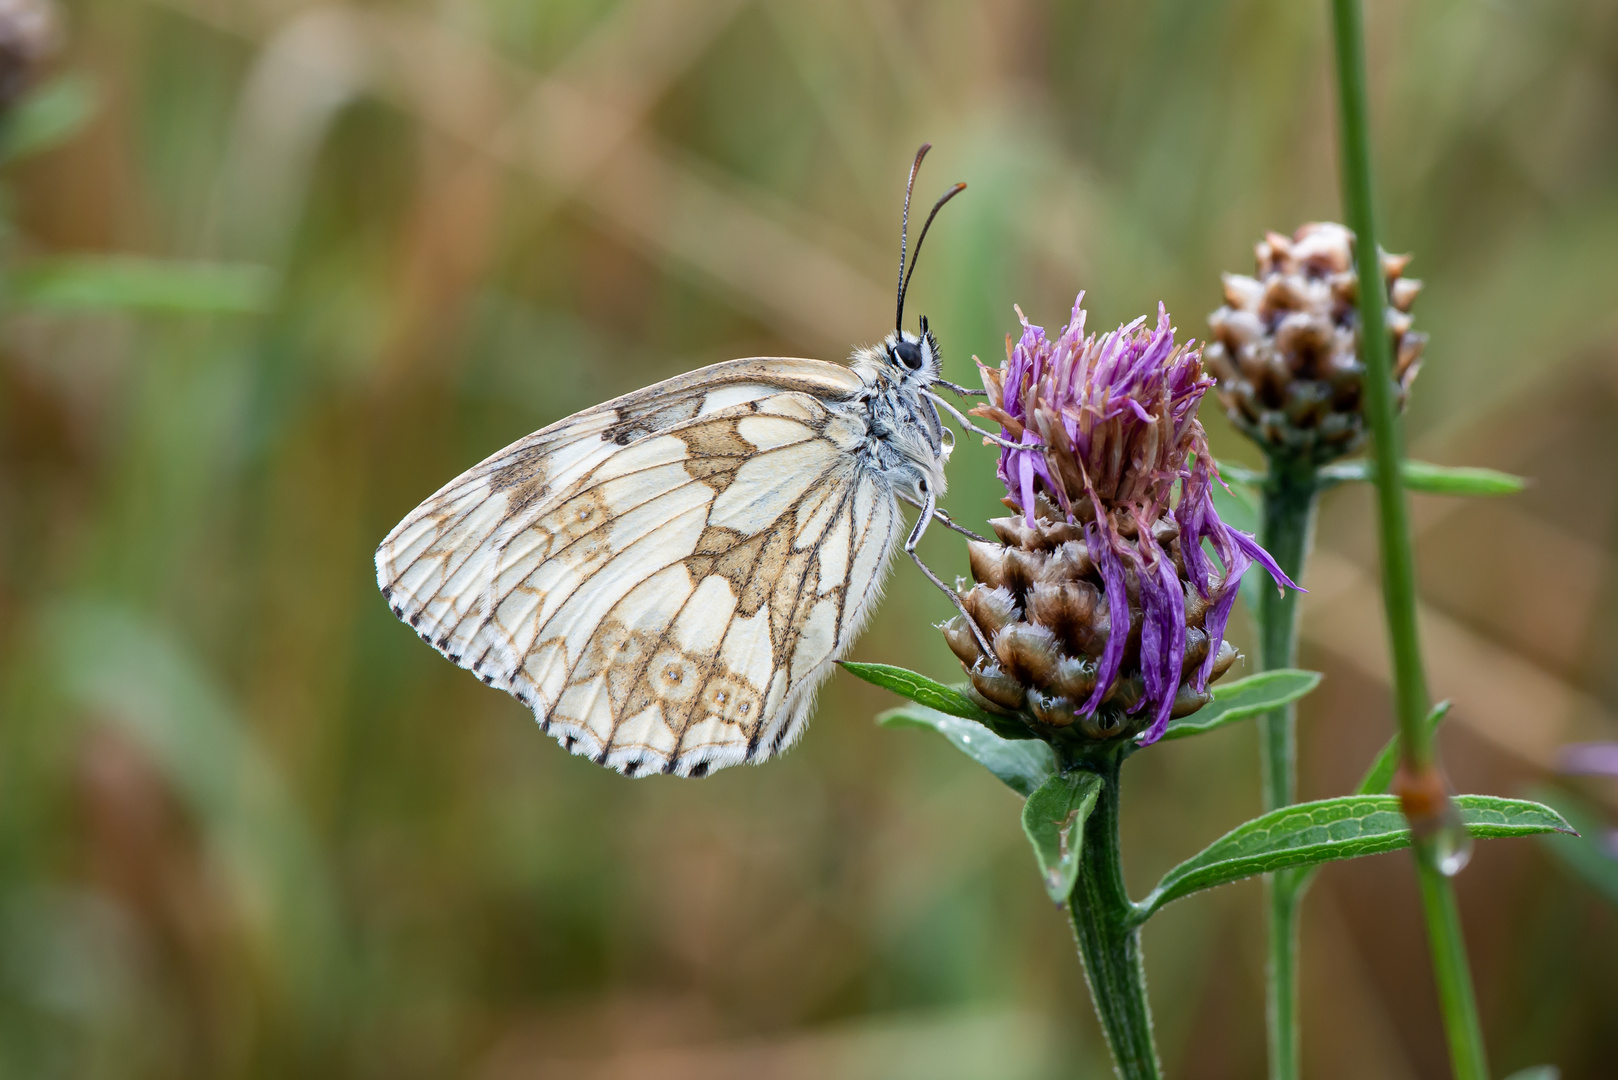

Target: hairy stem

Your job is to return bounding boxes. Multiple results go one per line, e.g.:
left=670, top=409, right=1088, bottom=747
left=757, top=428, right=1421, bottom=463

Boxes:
left=1257, top=455, right=1318, bottom=1080
left=1329, top=1, right=1488, bottom=1077
left=1068, top=752, right=1161, bottom=1080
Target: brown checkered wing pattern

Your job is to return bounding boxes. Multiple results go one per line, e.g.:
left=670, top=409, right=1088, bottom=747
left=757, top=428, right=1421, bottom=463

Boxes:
left=376, top=358, right=901, bottom=776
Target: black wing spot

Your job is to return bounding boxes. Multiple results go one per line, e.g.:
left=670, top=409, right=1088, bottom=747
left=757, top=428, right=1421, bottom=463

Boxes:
left=622, top=759, right=639, bottom=777
left=409, top=612, right=422, bottom=628
left=564, top=735, right=576, bottom=751
left=687, top=760, right=710, bottom=779
left=381, top=585, right=393, bottom=600
left=481, top=673, right=495, bottom=685
left=436, top=635, right=450, bottom=650
left=391, top=605, right=404, bottom=618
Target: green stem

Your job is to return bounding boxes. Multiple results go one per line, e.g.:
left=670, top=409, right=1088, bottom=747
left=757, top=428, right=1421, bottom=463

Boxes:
left=1329, top=0, right=1429, bottom=760
left=1416, top=859, right=1490, bottom=1080
left=1257, top=455, right=1318, bottom=1080
left=1067, top=752, right=1161, bottom=1080
left=1329, top=2, right=1488, bottom=1078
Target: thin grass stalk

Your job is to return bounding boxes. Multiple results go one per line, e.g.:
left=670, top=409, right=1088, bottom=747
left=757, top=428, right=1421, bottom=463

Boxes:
left=1327, top=2, right=1489, bottom=1077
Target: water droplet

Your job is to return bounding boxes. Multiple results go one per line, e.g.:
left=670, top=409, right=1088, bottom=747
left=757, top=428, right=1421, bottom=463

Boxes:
left=1426, top=819, right=1473, bottom=876
left=1412, top=797, right=1472, bottom=876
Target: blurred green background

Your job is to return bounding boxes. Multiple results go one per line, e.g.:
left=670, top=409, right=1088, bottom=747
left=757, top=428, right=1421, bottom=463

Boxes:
left=2, top=0, right=1616, bottom=1077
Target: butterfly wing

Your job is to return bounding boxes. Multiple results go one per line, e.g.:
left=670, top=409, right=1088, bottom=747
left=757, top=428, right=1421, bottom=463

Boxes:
left=376, top=357, right=903, bottom=776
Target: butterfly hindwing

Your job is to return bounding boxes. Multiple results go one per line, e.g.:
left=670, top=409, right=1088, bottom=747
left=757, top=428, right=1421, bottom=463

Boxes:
left=376, top=357, right=902, bottom=776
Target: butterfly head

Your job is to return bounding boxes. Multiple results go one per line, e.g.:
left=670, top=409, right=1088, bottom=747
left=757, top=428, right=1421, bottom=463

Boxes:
left=881, top=318, right=943, bottom=386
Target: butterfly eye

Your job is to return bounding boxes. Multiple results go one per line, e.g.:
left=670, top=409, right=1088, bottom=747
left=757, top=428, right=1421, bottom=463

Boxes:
left=893, top=340, right=923, bottom=370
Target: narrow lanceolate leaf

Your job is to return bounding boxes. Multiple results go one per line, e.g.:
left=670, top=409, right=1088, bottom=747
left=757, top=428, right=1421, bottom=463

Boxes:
left=10, top=257, right=276, bottom=314
left=1136, top=794, right=1573, bottom=921
left=877, top=705, right=1057, bottom=798
left=1500, top=1067, right=1560, bottom=1080
left=841, top=662, right=1002, bottom=724
left=1161, top=669, right=1322, bottom=741
left=1355, top=700, right=1452, bottom=795
left=1022, top=771, right=1104, bottom=902
left=1319, top=459, right=1527, bottom=497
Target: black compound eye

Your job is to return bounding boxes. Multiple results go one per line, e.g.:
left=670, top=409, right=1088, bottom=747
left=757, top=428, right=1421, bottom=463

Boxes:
left=893, top=340, right=923, bottom=370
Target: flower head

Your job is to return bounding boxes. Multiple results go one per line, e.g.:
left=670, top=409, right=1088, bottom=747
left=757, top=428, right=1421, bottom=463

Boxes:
left=1204, top=222, right=1424, bottom=465
left=960, top=295, right=1294, bottom=745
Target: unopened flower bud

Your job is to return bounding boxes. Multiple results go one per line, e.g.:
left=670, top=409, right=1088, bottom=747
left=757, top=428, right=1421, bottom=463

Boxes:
left=1204, top=222, right=1424, bottom=465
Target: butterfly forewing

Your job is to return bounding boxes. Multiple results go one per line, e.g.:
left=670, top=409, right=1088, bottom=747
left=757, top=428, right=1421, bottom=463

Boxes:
left=376, top=357, right=903, bottom=777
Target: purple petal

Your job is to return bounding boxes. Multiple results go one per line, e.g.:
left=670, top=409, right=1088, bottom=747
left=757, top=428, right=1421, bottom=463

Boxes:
left=1138, top=548, right=1187, bottom=745
left=1018, top=437, right=1039, bottom=527
left=1229, top=527, right=1302, bottom=593
left=1082, top=524, right=1131, bottom=716
left=1197, top=549, right=1248, bottom=689
left=1175, top=492, right=1214, bottom=598
left=1560, top=743, right=1618, bottom=779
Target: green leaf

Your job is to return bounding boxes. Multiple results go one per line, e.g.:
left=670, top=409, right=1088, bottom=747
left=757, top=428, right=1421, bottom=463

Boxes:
left=1137, top=794, right=1573, bottom=921
left=1318, top=459, right=1527, bottom=497
left=841, top=661, right=995, bottom=719
left=10, top=256, right=276, bottom=314
left=877, top=705, right=1056, bottom=797
left=1161, top=669, right=1321, bottom=741
left=839, top=660, right=1040, bottom=741
left=1290, top=701, right=1455, bottom=895
left=1355, top=700, right=1451, bottom=795
left=1021, top=771, right=1104, bottom=902
left=0, top=74, right=97, bottom=163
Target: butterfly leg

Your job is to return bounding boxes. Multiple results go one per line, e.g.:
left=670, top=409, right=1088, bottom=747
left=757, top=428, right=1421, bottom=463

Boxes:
left=897, top=491, right=990, bottom=543
left=926, top=392, right=1038, bottom=450
left=906, top=480, right=997, bottom=659
left=933, top=378, right=986, bottom=397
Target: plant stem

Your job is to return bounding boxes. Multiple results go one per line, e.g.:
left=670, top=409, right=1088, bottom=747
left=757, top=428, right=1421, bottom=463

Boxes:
left=1329, top=2, right=1489, bottom=1078
left=1329, top=0, right=1428, bottom=759
left=1416, top=859, right=1490, bottom=1080
left=1067, top=752, right=1161, bottom=1080
left=1257, top=454, right=1318, bottom=1080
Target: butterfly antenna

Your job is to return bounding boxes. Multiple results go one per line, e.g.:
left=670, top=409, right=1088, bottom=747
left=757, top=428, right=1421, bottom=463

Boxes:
left=898, top=181, right=967, bottom=333
left=895, top=143, right=931, bottom=335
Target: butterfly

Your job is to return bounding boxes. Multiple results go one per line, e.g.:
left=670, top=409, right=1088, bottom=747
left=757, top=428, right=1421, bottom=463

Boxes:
left=375, top=145, right=1009, bottom=778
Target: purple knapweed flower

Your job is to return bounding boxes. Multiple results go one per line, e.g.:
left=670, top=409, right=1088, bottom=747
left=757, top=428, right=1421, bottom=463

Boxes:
left=970, top=295, right=1296, bottom=744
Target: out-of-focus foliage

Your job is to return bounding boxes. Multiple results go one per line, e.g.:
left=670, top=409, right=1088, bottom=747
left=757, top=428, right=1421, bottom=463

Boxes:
left=0, top=1, right=1614, bottom=1078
